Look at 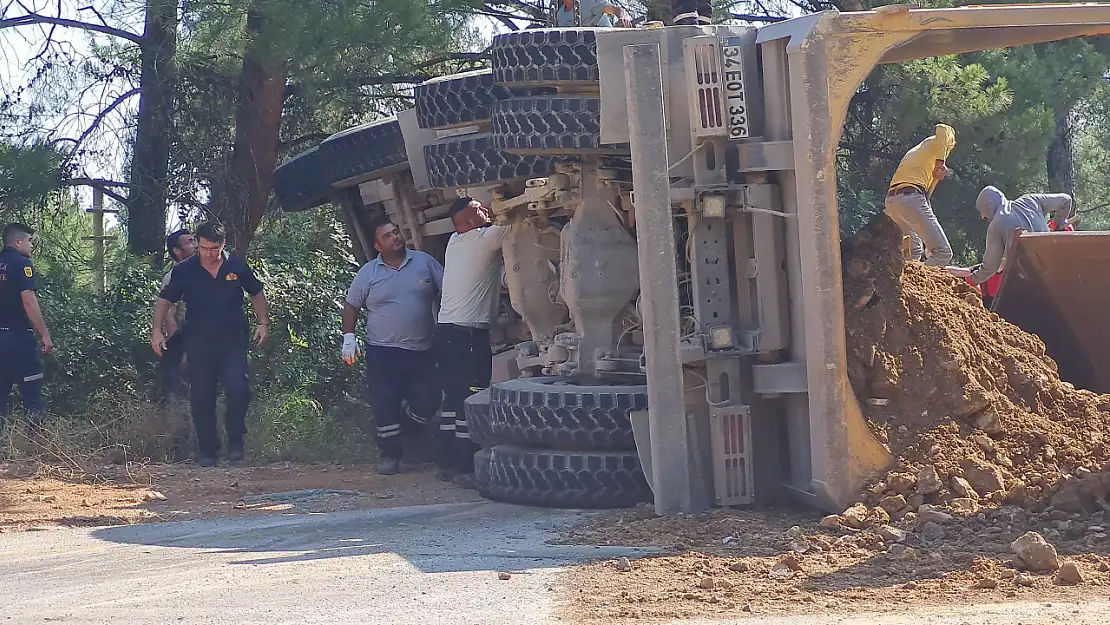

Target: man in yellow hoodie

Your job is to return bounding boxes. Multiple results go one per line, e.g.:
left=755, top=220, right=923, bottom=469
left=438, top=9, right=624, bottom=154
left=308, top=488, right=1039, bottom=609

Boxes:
left=884, top=124, right=956, bottom=266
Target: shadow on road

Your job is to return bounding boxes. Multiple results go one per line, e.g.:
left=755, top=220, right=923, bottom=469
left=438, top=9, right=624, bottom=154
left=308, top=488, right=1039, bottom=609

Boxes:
left=89, top=500, right=648, bottom=573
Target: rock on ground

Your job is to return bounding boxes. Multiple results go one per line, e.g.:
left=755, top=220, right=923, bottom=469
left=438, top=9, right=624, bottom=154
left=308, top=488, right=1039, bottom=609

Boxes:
left=1011, top=531, right=1061, bottom=572
left=1056, top=561, right=1084, bottom=585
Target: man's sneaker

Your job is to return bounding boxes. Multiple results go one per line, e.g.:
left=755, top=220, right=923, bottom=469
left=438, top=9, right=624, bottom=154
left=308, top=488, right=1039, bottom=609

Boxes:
left=377, top=458, right=400, bottom=476
left=227, top=442, right=244, bottom=463
left=435, top=467, right=457, bottom=483
left=196, top=456, right=217, bottom=468
left=453, top=472, right=477, bottom=490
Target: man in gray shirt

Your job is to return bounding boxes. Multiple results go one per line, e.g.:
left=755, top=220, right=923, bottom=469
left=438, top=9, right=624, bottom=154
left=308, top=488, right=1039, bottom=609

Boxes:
left=342, top=218, right=444, bottom=475
left=946, top=185, right=1074, bottom=296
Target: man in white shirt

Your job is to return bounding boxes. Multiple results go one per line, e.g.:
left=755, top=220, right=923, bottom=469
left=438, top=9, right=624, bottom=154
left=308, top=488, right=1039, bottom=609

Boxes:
left=435, top=197, right=512, bottom=488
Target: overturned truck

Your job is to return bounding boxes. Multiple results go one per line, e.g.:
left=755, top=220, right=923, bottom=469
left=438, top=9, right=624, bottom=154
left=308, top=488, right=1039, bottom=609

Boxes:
left=271, top=4, right=1110, bottom=514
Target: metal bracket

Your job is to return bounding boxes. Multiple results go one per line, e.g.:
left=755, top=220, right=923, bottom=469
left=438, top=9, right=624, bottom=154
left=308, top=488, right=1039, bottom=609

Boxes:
left=752, top=362, right=808, bottom=395
left=490, top=171, right=578, bottom=217
left=735, top=139, right=796, bottom=172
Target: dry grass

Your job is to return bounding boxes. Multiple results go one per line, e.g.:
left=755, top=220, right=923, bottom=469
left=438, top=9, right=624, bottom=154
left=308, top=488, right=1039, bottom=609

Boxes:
left=1, top=393, right=193, bottom=479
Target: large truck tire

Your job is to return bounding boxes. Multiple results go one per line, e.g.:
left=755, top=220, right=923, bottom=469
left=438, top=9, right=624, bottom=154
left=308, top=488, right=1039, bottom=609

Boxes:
left=488, top=377, right=646, bottom=451
left=492, top=95, right=619, bottom=156
left=272, top=147, right=333, bottom=212
left=465, top=388, right=493, bottom=447
left=491, top=28, right=602, bottom=88
left=423, top=132, right=557, bottom=190
left=318, top=117, right=408, bottom=183
left=414, top=70, right=514, bottom=130
left=484, top=445, right=651, bottom=509
left=474, top=448, right=492, bottom=498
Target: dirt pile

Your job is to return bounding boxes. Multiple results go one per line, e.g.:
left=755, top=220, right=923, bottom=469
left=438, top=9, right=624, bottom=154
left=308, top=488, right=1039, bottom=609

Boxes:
left=842, top=216, right=1110, bottom=519
left=554, top=222, right=1110, bottom=620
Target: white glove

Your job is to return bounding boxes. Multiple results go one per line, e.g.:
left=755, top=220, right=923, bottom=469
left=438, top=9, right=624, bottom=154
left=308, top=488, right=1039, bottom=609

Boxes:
left=341, top=333, right=361, bottom=366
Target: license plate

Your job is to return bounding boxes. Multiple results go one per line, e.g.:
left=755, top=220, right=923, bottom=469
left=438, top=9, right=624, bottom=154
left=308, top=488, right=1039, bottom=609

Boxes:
left=720, top=39, right=750, bottom=140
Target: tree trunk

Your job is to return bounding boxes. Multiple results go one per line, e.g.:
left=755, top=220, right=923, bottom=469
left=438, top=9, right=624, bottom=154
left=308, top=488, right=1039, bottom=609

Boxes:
left=210, top=5, right=286, bottom=253
left=127, top=0, right=177, bottom=256
left=1047, top=105, right=1076, bottom=196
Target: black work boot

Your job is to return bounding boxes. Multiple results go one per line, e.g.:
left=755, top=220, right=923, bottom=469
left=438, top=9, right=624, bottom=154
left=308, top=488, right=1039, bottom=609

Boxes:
left=196, top=455, right=217, bottom=468
left=435, top=466, right=457, bottom=483
left=227, top=440, right=245, bottom=463
left=377, top=457, right=400, bottom=475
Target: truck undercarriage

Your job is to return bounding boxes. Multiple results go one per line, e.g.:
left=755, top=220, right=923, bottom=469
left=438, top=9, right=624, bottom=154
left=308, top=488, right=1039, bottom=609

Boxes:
left=270, top=4, right=1110, bottom=514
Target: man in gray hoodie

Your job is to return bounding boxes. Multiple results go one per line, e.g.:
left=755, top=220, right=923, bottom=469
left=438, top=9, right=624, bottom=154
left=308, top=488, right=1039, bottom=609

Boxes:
left=946, top=186, right=1074, bottom=287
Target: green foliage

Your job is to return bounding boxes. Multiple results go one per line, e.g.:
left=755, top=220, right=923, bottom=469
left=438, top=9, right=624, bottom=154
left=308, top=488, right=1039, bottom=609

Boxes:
left=169, top=0, right=484, bottom=219
left=838, top=54, right=1025, bottom=256
left=836, top=7, right=1110, bottom=263
left=245, top=207, right=366, bottom=415
left=3, top=186, right=375, bottom=462
left=247, top=390, right=370, bottom=461
left=1074, top=85, right=1110, bottom=230
left=0, top=142, right=69, bottom=213
left=37, top=260, right=164, bottom=415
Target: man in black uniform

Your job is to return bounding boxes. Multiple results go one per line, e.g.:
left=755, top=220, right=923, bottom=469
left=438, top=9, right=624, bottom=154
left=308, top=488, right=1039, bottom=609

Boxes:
left=0, top=223, right=54, bottom=433
left=151, top=222, right=269, bottom=467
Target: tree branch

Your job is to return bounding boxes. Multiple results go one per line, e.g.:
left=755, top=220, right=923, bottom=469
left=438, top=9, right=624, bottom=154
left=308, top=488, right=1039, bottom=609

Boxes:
left=68, top=87, right=141, bottom=156
left=277, top=132, right=329, bottom=152
left=287, top=51, right=491, bottom=98
left=356, top=52, right=490, bottom=86
left=729, top=12, right=788, bottom=22
left=838, top=142, right=897, bottom=162
left=0, top=12, right=144, bottom=45
left=479, top=3, right=540, bottom=25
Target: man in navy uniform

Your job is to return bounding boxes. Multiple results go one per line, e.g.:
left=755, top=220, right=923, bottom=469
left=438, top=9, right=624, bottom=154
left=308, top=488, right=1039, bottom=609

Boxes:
left=0, top=223, right=54, bottom=433
left=151, top=222, right=270, bottom=467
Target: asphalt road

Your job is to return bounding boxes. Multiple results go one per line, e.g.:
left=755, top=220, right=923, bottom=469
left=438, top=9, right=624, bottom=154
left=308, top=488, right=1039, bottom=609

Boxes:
left=3, top=501, right=1110, bottom=625
left=2, top=501, right=648, bottom=625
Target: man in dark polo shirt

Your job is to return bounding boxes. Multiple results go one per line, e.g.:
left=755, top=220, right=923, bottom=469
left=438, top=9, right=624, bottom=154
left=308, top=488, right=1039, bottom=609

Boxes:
left=0, top=223, right=54, bottom=433
left=342, top=217, right=443, bottom=475
left=151, top=222, right=270, bottom=467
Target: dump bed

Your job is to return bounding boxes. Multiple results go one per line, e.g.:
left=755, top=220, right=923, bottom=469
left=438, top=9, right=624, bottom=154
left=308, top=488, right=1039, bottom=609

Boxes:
left=993, top=231, right=1110, bottom=393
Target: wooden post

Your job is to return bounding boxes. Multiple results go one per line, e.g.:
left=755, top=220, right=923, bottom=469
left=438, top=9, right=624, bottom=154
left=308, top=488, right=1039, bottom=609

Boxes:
left=83, top=187, right=119, bottom=293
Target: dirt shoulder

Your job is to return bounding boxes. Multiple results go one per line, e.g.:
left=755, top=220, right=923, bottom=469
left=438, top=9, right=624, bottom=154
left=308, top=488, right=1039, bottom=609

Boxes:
left=0, top=460, right=480, bottom=532
left=554, top=505, right=1110, bottom=623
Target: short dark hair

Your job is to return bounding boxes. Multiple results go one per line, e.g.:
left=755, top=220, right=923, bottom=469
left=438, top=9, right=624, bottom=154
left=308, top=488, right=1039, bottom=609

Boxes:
left=449, top=196, right=476, bottom=220
left=2, top=223, right=34, bottom=247
left=368, top=216, right=396, bottom=241
left=166, top=228, right=191, bottom=256
left=195, top=221, right=226, bottom=244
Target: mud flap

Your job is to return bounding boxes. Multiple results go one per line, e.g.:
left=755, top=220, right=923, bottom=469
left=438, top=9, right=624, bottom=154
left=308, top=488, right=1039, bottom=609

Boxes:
left=630, top=410, right=653, bottom=496
left=806, top=392, right=893, bottom=513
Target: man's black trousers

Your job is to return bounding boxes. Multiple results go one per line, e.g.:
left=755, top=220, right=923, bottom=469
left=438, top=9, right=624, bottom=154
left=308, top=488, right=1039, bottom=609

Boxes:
left=0, top=328, right=44, bottom=426
left=364, top=345, right=441, bottom=461
left=434, top=323, right=492, bottom=473
left=158, top=330, right=189, bottom=401
left=186, top=333, right=249, bottom=458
